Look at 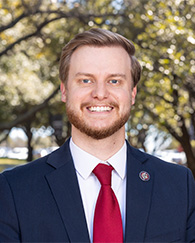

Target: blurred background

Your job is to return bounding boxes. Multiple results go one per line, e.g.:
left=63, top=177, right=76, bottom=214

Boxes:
left=0, top=0, right=194, bottom=176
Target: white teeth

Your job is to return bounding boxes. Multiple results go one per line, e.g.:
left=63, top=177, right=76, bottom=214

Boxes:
left=89, top=106, right=112, bottom=112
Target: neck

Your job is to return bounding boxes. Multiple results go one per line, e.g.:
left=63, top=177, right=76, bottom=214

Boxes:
left=71, top=126, right=125, bottom=161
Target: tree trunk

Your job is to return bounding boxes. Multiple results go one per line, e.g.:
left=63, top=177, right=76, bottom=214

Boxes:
left=23, top=122, right=33, bottom=162
left=179, top=119, right=195, bottom=178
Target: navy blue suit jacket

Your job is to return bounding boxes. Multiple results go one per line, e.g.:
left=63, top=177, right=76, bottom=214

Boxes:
left=0, top=139, right=195, bottom=242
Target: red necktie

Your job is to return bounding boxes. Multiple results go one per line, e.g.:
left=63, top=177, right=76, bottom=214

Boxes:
left=93, top=163, right=123, bottom=243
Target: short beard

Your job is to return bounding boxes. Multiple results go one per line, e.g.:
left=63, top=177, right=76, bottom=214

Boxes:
left=66, top=104, right=131, bottom=140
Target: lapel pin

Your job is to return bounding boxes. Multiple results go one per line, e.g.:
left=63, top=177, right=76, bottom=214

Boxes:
left=139, top=171, right=150, bottom=181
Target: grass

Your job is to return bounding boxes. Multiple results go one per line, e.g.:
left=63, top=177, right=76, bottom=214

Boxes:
left=0, top=158, right=26, bottom=172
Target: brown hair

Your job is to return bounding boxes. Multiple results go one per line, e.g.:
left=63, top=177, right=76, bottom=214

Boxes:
left=59, top=28, right=141, bottom=87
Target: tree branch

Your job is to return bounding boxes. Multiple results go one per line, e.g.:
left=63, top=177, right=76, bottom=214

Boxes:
left=0, top=131, right=10, bottom=144
left=0, top=16, right=63, bottom=57
left=143, top=105, right=183, bottom=143
left=0, top=12, right=28, bottom=33
left=0, top=86, right=60, bottom=131
left=0, top=9, right=127, bottom=57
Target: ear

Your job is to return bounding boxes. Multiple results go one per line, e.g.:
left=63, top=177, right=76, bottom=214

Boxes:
left=131, top=86, right=137, bottom=105
left=60, top=82, right=67, bottom=103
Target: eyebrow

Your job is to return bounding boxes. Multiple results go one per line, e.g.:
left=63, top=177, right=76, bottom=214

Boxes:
left=108, top=73, right=127, bottom=79
left=75, top=72, right=126, bottom=79
left=75, top=72, right=94, bottom=77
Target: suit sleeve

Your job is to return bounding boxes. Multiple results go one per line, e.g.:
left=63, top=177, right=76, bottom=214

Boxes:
left=0, top=173, right=20, bottom=242
left=186, top=169, right=195, bottom=242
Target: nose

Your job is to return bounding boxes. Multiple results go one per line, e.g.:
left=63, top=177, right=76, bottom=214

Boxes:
left=91, top=82, right=109, bottom=100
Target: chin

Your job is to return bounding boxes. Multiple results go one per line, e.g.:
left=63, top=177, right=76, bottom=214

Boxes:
left=77, top=124, right=123, bottom=140
left=67, top=106, right=130, bottom=140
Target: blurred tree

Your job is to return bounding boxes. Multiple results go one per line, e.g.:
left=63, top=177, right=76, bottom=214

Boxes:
left=131, top=0, right=195, bottom=174
left=0, top=0, right=194, bottom=176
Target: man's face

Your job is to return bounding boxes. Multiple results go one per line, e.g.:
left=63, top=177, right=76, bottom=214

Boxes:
left=61, top=45, right=137, bottom=140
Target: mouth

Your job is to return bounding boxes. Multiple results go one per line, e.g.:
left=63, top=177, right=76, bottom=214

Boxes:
left=87, top=106, right=113, bottom=112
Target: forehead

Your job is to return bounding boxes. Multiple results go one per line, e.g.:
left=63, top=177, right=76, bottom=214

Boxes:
left=69, top=45, right=131, bottom=72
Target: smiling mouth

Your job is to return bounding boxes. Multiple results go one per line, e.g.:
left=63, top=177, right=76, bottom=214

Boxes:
left=87, top=106, right=113, bottom=112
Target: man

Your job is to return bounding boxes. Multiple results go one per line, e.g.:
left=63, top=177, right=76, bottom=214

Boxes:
left=0, top=28, right=195, bottom=242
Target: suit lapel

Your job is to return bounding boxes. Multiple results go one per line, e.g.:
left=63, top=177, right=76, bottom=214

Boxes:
left=45, top=140, right=90, bottom=242
left=125, top=143, right=154, bottom=242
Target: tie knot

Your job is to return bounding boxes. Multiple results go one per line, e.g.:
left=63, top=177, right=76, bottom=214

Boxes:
left=93, top=163, right=113, bottom=186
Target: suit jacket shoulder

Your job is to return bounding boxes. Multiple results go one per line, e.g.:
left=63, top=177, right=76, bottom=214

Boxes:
left=125, top=141, right=195, bottom=242
left=0, top=139, right=90, bottom=242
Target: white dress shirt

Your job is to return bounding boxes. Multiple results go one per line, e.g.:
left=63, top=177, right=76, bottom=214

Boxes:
left=70, top=138, right=127, bottom=241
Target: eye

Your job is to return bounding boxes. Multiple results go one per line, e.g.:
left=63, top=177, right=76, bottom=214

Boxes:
left=82, top=79, right=92, bottom=84
left=109, top=79, right=119, bottom=84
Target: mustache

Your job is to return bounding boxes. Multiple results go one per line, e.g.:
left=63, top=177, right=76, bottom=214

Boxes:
left=81, top=102, right=119, bottom=109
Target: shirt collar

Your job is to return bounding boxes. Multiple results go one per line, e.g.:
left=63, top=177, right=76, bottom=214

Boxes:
left=70, top=138, right=127, bottom=180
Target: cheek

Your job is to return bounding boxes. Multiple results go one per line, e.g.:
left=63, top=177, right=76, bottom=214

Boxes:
left=67, top=89, right=89, bottom=106
left=116, top=90, right=132, bottom=105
